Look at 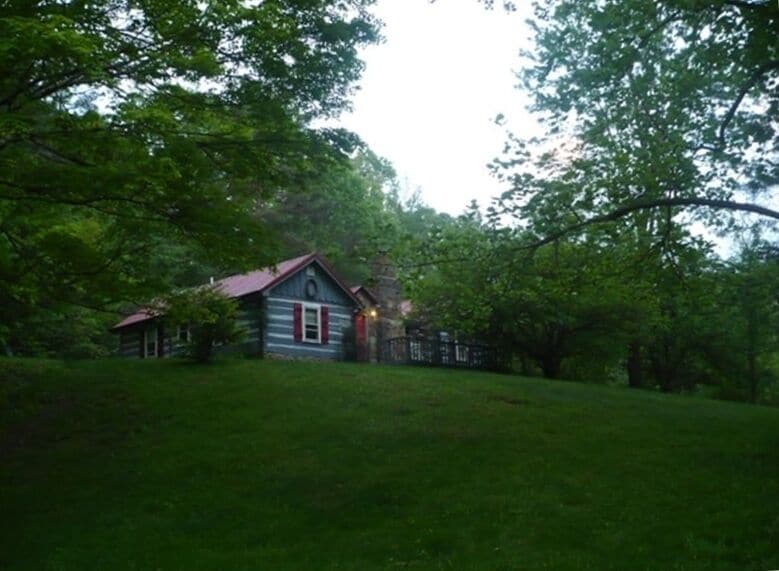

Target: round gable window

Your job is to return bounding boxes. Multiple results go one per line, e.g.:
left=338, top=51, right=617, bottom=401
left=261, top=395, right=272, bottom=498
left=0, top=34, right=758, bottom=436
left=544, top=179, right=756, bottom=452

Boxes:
left=305, top=279, right=318, bottom=299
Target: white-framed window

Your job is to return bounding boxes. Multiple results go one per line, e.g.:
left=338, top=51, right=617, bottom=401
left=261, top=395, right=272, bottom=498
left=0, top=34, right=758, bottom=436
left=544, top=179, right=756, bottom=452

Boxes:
left=144, top=327, right=158, bottom=358
left=410, top=339, right=422, bottom=361
left=177, top=323, right=190, bottom=343
left=303, top=303, right=321, bottom=343
left=456, top=344, right=469, bottom=364
left=454, top=333, right=469, bottom=364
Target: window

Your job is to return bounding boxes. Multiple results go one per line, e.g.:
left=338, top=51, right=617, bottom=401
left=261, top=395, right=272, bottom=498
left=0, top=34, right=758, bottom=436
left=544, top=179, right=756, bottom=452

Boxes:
left=306, top=266, right=316, bottom=277
left=177, top=323, right=190, bottom=343
left=455, top=333, right=469, bottom=364
left=144, top=327, right=158, bottom=358
left=305, top=278, right=318, bottom=299
left=303, top=304, right=320, bottom=343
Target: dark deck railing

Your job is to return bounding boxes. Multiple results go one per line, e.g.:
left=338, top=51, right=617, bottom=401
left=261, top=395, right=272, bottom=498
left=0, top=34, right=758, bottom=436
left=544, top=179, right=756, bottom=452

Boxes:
left=383, top=336, right=502, bottom=372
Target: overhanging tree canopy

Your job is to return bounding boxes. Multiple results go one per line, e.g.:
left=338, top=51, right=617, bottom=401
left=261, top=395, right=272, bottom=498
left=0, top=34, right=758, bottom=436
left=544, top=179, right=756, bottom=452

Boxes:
left=0, top=0, right=380, bottom=341
left=493, top=0, right=778, bottom=240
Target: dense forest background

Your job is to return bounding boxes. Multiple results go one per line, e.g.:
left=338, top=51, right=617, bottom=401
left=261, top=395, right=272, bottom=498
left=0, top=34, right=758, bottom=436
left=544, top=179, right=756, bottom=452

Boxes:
left=1, top=0, right=777, bottom=405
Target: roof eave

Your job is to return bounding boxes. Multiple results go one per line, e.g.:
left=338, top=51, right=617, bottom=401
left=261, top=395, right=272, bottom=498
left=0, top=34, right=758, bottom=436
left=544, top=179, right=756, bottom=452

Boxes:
left=259, top=252, right=361, bottom=306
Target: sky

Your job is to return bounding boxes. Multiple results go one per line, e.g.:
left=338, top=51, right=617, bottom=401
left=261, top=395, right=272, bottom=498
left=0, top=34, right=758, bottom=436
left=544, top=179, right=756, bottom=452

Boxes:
left=338, top=0, right=537, bottom=216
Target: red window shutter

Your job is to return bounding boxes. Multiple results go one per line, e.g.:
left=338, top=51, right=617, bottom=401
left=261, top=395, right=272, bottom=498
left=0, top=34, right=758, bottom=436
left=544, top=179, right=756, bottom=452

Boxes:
left=321, top=306, right=329, bottom=345
left=293, top=303, right=302, bottom=342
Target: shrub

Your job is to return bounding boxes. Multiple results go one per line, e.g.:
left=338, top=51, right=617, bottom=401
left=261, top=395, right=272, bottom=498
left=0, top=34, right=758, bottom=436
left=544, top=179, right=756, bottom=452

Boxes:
left=164, top=287, right=244, bottom=363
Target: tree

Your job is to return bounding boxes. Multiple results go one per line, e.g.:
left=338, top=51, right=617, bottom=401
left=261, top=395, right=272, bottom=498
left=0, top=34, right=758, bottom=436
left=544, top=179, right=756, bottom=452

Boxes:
left=405, top=211, right=643, bottom=380
left=256, top=145, right=459, bottom=290
left=483, top=0, right=779, bottom=393
left=493, top=0, right=778, bottom=241
left=256, top=148, right=401, bottom=284
left=724, top=237, right=779, bottom=401
left=492, top=246, right=637, bottom=379
left=0, top=0, right=380, bottom=351
left=165, top=287, right=243, bottom=363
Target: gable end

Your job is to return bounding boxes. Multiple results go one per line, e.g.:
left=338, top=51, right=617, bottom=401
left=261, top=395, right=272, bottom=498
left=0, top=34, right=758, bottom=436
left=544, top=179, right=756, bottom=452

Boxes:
left=266, top=260, right=357, bottom=307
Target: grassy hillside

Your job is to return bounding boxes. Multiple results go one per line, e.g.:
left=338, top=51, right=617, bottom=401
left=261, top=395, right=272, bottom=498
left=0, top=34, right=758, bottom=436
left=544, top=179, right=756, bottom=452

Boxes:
left=1, top=358, right=778, bottom=570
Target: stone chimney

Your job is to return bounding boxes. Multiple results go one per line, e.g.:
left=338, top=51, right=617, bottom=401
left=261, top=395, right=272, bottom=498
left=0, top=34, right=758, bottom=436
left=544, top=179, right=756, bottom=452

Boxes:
left=371, top=253, right=401, bottom=316
left=370, top=252, right=405, bottom=357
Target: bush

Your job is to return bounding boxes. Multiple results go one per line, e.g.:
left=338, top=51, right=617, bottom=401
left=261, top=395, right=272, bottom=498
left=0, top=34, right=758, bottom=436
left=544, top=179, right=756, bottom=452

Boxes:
left=164, top=287, right=244, bottom=363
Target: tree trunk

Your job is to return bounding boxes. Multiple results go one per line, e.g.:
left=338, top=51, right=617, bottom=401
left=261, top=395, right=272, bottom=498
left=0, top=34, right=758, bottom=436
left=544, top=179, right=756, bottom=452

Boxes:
left=540, top=354, right=562, bottom=379
left=519, top=355, right=532, bottom=376
left=747, top=350, right=758, bottom=404
left=627, top=341, right=642, bottom=388
left=651, top=338, right=677, bottom=392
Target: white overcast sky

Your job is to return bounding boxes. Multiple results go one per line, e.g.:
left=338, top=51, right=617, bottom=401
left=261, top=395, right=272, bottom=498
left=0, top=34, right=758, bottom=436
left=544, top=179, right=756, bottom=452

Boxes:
left=338, top=0, right=537, bottom=216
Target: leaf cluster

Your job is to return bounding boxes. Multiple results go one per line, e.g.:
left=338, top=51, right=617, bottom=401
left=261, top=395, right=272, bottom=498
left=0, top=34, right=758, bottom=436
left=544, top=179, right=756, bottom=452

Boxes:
left=164, top=286, right=244, bottom=363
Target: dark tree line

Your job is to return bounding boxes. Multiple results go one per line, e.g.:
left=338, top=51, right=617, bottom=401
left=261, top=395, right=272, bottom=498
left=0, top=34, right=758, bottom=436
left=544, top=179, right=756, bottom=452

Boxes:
left=402, top=211, right=779, bottom=403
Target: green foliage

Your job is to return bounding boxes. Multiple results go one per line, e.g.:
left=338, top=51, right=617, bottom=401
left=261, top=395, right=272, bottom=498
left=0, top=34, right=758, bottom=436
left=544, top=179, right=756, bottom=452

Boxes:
left=489, top=0, right=778, bottom=253
left=0, top=0, right=380, bottom=353
left=498, top=0, right=778, bottom=226
left=164, top=287, right=243, bottom=363
left=718, top=238, right=779, bottom=401
left=405, top=212, right=649, bottom=379
left=1, top=305, right=115, bottom=359
left=257, top=147, right=456, bottom=285
left=403, top=200, right=779, bottom=401
left=475, top=0, right=779, bottom=399
left=257, top=149, right=399, bottom=283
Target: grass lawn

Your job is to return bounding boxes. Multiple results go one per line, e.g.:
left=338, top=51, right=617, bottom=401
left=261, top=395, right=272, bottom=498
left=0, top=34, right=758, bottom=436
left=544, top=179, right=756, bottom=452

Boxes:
left=1, top=358, right=778, bottom=570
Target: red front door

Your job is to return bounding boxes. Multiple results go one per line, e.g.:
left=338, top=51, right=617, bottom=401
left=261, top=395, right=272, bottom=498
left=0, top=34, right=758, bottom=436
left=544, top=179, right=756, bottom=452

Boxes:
left=355, top=314, right=367, bottom=361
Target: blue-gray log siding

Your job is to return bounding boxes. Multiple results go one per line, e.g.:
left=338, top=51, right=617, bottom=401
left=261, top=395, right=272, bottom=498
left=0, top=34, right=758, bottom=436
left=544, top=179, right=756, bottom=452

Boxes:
left=118, top=324, right=184, bottom=358
left=117, top=296, right=264, bottom=358
left=118, top=328, right=142, bottom=358
left=264, top=296, right=353, bottom=360
left=230, top=296, right=264, bottom=354
left=268, top=261, right=354, bottom=306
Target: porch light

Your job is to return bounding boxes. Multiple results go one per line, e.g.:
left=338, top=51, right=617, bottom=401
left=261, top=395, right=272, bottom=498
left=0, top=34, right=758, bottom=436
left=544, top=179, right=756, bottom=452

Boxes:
left=369, top=309, right=378, bottom=318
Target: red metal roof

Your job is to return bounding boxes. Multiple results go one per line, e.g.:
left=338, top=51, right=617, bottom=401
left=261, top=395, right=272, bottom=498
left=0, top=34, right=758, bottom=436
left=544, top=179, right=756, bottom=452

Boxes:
left=113, top=252, right=355, bottom=330
left=112, top=307, right=163, bottom=329
left=214, top=252, right=314, bottom=298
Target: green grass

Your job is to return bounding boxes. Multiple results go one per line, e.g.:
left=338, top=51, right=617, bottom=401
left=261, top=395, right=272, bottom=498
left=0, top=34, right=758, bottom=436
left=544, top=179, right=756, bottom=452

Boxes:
left=1, top=358, right=778, bottom=570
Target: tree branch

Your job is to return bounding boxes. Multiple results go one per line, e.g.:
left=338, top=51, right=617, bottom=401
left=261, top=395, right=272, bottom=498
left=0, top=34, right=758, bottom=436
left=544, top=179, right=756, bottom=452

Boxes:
left=399, top=197, right=779, bottom=269
left=718, top=59, right=779, bottom=148
left=722, top=0, right=772, bottom=9
left=27, top=138, right=95, bottom=167
left=525, top=197, right=779, bottom=250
